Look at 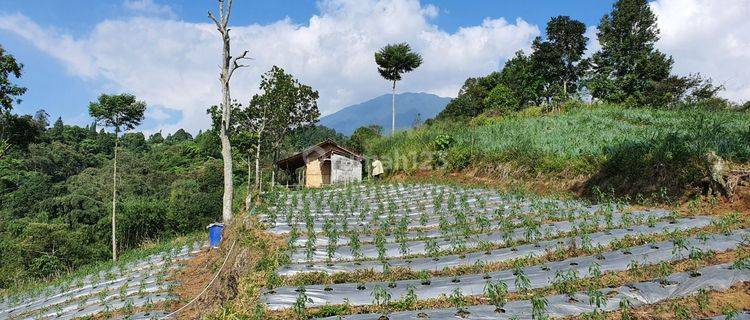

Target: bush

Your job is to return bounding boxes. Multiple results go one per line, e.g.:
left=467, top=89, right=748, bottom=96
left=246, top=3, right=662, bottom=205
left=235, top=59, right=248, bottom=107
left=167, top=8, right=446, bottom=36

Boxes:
left=430, top=134, right=455, bottom=169
left=446, top=146, right=472, bottom=171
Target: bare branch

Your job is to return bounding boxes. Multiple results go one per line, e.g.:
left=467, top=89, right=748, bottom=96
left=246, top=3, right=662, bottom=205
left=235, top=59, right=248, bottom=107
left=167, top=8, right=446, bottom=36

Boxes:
left=225, top=0, right=234, bottom=28
left=228, top=50, right=252, bottom=79
left=208, top=11, right=222, bottom=30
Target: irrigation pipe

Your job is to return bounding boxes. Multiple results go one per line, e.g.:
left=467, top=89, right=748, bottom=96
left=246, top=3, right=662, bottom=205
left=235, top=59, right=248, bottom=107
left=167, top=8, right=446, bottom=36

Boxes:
left=160, top=239, right=237, bottom=319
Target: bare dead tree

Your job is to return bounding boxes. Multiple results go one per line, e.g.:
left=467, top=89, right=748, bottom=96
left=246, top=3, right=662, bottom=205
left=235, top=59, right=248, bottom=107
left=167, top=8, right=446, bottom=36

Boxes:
left=209, top=0, right=250, bottom=222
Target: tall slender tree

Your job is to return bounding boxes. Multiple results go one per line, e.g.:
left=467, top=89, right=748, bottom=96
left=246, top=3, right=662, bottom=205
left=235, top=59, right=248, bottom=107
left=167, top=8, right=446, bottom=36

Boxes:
left=588, top=0, right=673, bottom=105
left=208, top=0, right=250, bottom=222
left=88, top=93, right=146, bottom=261
left=374, top=43, right=422, bottom=136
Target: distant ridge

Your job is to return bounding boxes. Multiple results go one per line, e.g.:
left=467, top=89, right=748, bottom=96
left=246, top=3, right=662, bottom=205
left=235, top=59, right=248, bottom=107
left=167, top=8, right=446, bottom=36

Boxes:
left=319, top=92, right=452, bottom=135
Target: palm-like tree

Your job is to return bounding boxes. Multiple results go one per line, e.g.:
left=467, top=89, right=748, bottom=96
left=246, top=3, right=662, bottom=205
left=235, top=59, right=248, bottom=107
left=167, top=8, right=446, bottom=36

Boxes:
left=375, top=43, right=422, bottom=136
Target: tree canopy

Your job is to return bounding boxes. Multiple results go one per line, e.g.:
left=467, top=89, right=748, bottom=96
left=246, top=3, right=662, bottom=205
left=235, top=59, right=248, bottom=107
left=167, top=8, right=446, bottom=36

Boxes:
left=588, top=0, right=673, bottom=105
left=88, top=94, right=147, bottom=133
left=374, top=43, right=423, bottom=82
left=0, top=45, right=26, bottom=111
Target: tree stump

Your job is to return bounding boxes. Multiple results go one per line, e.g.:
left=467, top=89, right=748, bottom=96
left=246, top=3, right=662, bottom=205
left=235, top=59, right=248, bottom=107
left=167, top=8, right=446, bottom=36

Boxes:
left=704, top=151, right=731, bottom=199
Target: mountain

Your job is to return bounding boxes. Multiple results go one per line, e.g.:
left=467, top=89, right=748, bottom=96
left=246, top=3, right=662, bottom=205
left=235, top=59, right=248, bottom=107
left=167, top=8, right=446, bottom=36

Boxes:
left=319, top=92, right=452, bottom=135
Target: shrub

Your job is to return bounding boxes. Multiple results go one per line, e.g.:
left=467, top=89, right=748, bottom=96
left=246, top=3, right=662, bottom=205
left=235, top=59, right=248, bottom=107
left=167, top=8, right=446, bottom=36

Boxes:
left=445, top=146, right=472, bottom=171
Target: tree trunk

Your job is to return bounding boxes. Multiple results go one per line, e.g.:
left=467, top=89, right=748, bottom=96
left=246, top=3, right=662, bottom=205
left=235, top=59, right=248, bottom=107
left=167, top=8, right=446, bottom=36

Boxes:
left=220, top=122, right=233, bottom=222
left=245, top=156, right=252, bottom=211
left=391, top=80, right=396, bottom=136
left=210, top=0, right=245, bottom=223
left=111, top=132, right=118, bottom=261
left=255, top=141, right=262, bottom=190
left=219, top=28, right=234, bottom=222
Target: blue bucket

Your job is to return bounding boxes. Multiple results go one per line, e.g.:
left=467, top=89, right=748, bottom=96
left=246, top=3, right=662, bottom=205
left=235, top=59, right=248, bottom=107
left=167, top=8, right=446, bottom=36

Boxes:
left=207, top=223, right=224, bottom=248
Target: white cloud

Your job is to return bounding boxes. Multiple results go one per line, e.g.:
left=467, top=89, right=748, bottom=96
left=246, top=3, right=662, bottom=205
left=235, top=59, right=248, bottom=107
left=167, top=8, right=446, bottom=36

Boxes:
left=650, top=0, right=750, bottom=103
left=123, top=0, right=175, bottom=18
left=0, top=13, right=97, bottom=78
left=0, top=0, right=540, bottom=134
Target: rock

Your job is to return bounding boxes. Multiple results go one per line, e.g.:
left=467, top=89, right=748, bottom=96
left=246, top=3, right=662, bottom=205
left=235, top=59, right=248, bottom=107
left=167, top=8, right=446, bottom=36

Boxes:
left=704, top=151, right=731, bottom=199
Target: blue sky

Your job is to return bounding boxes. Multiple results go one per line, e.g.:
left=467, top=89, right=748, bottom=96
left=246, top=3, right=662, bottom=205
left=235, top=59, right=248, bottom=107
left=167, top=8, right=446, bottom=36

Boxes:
left=1, top=0, right=747, bottom=133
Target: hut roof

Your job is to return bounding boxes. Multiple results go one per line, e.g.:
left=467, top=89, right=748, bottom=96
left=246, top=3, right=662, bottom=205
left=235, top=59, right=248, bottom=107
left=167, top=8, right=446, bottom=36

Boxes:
left=276, top=139, right=363, bottom=170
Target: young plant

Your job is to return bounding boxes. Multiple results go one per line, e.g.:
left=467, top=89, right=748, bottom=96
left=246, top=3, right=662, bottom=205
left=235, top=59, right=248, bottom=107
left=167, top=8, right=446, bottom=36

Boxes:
left=371, top=284, right=391, bottom=311
left=553, top=269, right=579, bottom=302
left=425, top=238, right=440, bottom=260
left=293, top=287, right=312, bottom=320
left=514, top=264, right=531, bottom=296
left=531, top=293, right=548, bottom=320
left=374, top=230, right=387, bottom=261
left=399, top=284, right=417, bottom=309
left=448, top=287, right=468, bottom=316
left=619, top=298, right=632, bottom=320
left=418, top=270, right=431, bottom=286
left=484, top=280, right=509, bottom=312
left=349, top=233, right=363, bottom=260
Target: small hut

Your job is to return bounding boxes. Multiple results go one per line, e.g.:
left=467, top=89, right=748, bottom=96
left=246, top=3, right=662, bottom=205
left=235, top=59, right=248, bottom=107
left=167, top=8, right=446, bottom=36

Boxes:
left=277, top=139, right=363, bottom=188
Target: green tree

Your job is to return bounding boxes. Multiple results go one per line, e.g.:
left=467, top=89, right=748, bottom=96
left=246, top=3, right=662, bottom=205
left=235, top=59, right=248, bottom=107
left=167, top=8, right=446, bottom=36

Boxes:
left=147, top=131, right=164, bottom=144
left=264, top=66, right=320, bottom=187
left=88, top=93, right=146, bottom=261
left=285, top=125, right=348, bottom=152
left=165, top=129, right=193, bottom=144
left=0, top=45, right=27, bottom=111
left=374, top=43, right=423, bottom=135
left=349, top=125, right=382, bottom=153
left=484, top=84, right=519, bottom=113
left=532, top=16, right=588, bottom=100
left=589, top=0, right=673, bottom=105
left=499, top=52, right=543, bottom=110
left=436, top=72, right=502, bottom=119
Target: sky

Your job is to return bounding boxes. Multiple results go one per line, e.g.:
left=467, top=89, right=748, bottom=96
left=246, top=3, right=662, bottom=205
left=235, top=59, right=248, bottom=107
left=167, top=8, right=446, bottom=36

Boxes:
left=1, top=0, right=748, bottom=134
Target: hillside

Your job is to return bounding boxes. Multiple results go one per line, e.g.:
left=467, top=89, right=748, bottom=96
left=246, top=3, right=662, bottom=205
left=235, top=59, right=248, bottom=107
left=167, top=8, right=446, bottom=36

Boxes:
left=365, top=104, right=750, bottom=201
left=319, top=92, right=452, bottom=135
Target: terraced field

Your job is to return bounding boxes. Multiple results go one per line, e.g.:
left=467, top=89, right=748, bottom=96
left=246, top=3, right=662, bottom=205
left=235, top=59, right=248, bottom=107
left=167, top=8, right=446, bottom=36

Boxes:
left=259, top=183, right=750, bottom=319
left=0, top=242, right=204, bottom=320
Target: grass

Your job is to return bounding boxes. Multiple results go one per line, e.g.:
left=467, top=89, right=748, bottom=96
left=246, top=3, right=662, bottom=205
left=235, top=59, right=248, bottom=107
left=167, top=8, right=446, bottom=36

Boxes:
left=367, top=104, right=750, bottom=198
left=0, top=231, right=203, bottom=302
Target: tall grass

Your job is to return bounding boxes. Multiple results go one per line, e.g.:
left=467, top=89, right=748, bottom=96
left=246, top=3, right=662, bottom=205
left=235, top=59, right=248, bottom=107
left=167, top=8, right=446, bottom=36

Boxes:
left=367, top=104, right=750, bottom=195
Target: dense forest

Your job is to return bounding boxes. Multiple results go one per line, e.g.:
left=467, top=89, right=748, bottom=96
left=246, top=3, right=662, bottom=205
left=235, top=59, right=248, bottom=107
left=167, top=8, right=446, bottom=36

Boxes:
left=0, top=69, right=349, bottom=290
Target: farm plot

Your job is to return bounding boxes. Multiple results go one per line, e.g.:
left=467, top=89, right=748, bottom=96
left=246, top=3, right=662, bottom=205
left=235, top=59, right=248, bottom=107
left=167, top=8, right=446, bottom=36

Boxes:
left=258, top=183, right=750, bottom=319
left=0, top=241, right=204, bottom=320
